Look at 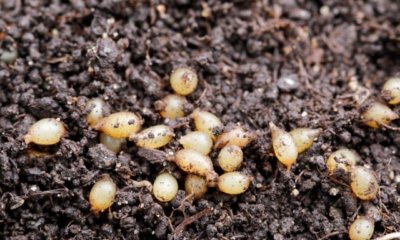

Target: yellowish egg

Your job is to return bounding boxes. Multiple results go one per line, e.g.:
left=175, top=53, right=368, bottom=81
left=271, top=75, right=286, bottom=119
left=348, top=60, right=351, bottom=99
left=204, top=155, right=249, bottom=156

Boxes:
left=218, top=172, right=251, bottom=195
left=100, top=133, right=125, bottom=153
left=190, top=109, right=223, bottom=140
left=361, top=101, right=398, bottom=128
left=24, top=118, right=66, bottom=145
left=89, top=176, right=117, bottom=212
left=289, top=128, right=321, bottom=154
left=131, top=125, right=174, bottom=149
left=86, top=98, right=106, bottom=127
left=214, top=126, right=256, bottom=149
left=381, top=77, right=400, bottom=105
left=170, top=67, right=198, bottom=95
left=350, top=166, right=379, bottom=200
left=326, top=148, right=359, bottom=174
left=159, top=94, right=187, bottom=119
left=179, top=131, right=213, bottom=155
left=153, top=172, right=179, bottom=202
left=175, top=149, right=218, bottom=187
left=270, top=122, right=298, bottom=170
left=218, top=144, right=243, bottom=172
left=185, top=174, right=208, bottom=199
left=95, top=112, right=142, bottom=138
left=349, top=216, right=374, bottom=240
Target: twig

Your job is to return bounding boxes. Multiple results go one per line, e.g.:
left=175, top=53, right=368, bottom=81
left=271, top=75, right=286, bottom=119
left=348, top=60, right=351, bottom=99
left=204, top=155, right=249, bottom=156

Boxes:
left=328, top=176, right=350, bottom=188
left=10, top=0, right=21, bottom=16
left=124, top=180, right=153, bottom=192
left=29, top=188, right=70, bottom=197
left=375, top=232, right=400, bottom=240
left=195, top=80, right=208, bottom=104
left=178, top=193, right=194, bottom=211
left=294, top=170, right=305, bottom=184
left=318, top=231, right=341, bottom=240
left=173, top=208, right=212, bottom=236
left=46, top=55, right=71, bottom=64
left=380, top=123, right=400, bottom=131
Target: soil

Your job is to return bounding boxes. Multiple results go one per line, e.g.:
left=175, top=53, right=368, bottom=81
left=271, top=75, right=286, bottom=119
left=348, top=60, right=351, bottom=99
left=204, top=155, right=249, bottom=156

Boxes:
left=1, top=1, right=400, bottom=239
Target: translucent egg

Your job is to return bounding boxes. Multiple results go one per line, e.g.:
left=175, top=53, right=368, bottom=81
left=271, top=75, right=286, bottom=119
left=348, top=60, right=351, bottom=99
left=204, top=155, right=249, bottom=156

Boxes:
left=218, top=144, right=243, bottom=172
left=153, top=172, right=179, bottom=202
left=170, top=67, right=198, bottom=96
left=218, top=172, right=251, bottom=195
left=24, top=118, right=66, bottom=145
left=89, top=176, right=117, bottom=212
left=95, top=112, right=142, bottom=138
left=179, top=131, right=213, bottom=155
left=131, top=125, right=174, bottom=149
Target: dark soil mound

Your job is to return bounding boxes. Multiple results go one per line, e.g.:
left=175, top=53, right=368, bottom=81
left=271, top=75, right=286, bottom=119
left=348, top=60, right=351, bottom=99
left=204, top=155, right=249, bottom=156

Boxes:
left=1, top=1, right=400, bottom=239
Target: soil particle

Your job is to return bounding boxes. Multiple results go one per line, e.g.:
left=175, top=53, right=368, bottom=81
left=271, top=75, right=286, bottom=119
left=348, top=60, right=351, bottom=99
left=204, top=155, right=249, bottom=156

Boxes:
left=277, top=74, right=299, bottom=92
left=0, top=153, right=20, bottom=188
left=88, top=144, right=117, bottom=169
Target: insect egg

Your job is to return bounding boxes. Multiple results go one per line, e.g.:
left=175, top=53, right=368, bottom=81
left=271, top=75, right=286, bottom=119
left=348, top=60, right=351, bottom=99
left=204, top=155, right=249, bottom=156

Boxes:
left=86, top=98, right=107, bottom=127
left=217, top=172, right=251, bottom=195
left=24, top=118, right=66, bottom=145
left=190, top=108, right=223, bottom=140
left=348, top=216, right=374, bottom=240
left=218, top=144, right=243, bottom=172
left=130, top=125, right=174, bottom=149
left=95, top=111, right=142, bottom=138
left=269, top=122, right=298, bottom=170
left=350, top=166, right=379, bottom=200
left=89, top=175, right=117, bottom=213
left=185, top=174, right=208, bottom=199
left=381, top=77, right=400, bottom=105
left=170, top=67, right=198, bottom=96
left=179, top=131, right=213, bottom=155
left=361, top=101, right=398, bottom=128
left=153, top=172, right=179, bottom=202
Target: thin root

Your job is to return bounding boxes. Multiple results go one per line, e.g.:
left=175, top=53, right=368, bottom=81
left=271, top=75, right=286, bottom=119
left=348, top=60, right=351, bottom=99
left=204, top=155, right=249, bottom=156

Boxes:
left=130, top=180, right=153, bottom=192
left=380, top=123, right=400, bottom=131
left=375, top=232, right=400, bottom=240
left=173, top=208, right=212, bottom=236
left=29, top=188, right=70, bottom=197
left=318, top=231, right=341, bottom=240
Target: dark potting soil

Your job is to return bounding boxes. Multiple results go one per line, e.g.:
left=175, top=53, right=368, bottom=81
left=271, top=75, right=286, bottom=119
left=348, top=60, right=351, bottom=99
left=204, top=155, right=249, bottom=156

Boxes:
left=1, top=0, right=400, bottom=239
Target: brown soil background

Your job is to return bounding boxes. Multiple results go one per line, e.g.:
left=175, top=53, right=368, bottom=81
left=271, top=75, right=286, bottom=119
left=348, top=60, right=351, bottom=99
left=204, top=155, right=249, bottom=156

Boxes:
left=1, top=1, right=400, bottom=239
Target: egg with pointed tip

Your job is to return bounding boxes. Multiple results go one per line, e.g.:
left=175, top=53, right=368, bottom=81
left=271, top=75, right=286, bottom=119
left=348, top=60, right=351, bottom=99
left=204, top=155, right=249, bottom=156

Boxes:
left=289, top=128, right=321, bottom=154
left=131, top=125, right=174, bottom=149
left=270, top=122, right=298, bottom=170
left=361, top=101, right=398, bottom=128
left=190, top=109, right=223, bottom=140
left=381, top=77, right=400, bottom=105
left=350, top=166, right=379, bottom=200
left=179, top=131, right=213, bottom=155
left=95, top=112, right=142, bottom=138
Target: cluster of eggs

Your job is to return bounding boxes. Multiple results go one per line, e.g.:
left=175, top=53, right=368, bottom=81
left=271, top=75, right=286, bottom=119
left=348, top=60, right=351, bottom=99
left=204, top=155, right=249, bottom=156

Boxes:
left=23, top=69, right=396, bottom=240
left=360, top=77, right=400, bottom=129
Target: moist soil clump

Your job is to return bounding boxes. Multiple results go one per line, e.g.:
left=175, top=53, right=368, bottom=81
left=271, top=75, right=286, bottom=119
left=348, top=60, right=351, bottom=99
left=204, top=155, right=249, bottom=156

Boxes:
left=1, top=1, right=400, bottom=239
